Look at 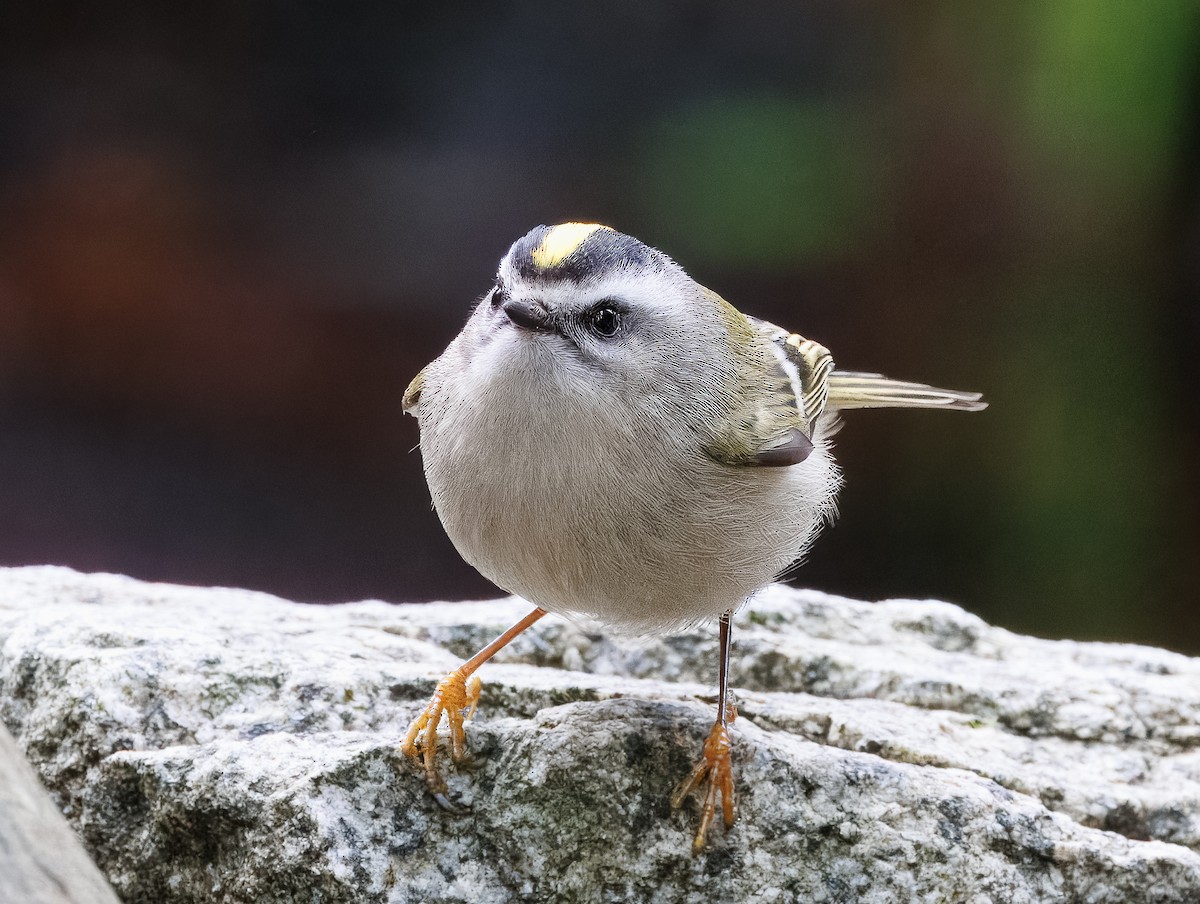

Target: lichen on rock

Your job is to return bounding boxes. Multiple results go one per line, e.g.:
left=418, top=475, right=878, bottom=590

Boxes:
left=2, top=566, right=1199, bottom=903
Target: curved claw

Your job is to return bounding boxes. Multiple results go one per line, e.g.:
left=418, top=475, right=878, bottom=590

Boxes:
left=431, top=790, right=467, bottom=814
left=671, top=716, right=737, bottom=854
left=400, top=669, right=483, bottom=804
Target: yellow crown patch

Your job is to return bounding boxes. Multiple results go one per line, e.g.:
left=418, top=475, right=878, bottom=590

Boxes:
left=531, top=223, right=607, bottom=269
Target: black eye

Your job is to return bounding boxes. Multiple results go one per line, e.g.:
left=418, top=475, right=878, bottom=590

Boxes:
left=489, top=285, right=506, bottom=307
left=588, top=305, right=621, bottom=337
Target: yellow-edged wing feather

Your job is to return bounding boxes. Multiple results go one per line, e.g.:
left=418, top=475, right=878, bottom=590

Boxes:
left=826, top=371, right=987, bottom=412
left=705, top=308, right=985, bottom=468
left=704, top=313, right=833, bottom=467
left=402, top=366, right=427, bottom=415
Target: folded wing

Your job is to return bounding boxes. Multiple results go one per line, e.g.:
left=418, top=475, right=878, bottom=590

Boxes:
left=826, top=371, right=987, bottom=412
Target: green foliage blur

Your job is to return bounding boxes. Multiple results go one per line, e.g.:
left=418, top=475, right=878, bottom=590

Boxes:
left=0, top=3, right=1197, bottom=649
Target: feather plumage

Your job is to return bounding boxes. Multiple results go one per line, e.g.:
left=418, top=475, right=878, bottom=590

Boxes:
left=704, top=309, right=984, bottom=467
left=826, top=371, right=987, bottom=412
left=402, top=366, right=427, bottom=414
left=703, top=311, right=834, bottom=467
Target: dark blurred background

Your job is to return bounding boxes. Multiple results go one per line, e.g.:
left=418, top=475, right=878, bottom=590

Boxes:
left=1, top=3, right=1197, bottom=650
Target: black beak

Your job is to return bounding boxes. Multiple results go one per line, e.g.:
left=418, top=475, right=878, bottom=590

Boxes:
left=502, top=298, right=555, bottom=332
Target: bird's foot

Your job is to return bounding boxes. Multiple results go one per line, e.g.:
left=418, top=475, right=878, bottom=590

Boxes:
left=400, top=669, right=482, bottom=811
left=671, top=708, right=737, bottom=853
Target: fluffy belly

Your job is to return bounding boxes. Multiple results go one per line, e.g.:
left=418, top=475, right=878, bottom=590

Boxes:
left=424, top=434, right=837, bottom=632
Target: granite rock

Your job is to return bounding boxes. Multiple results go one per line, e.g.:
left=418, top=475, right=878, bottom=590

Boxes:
left=1, top=566, right=1199, bottom=903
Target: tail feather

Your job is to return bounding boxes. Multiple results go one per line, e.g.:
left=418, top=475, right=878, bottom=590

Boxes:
left=827, top=371, right=987, bottom=412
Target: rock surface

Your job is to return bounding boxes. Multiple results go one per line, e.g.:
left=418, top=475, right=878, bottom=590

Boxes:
left=2, top=566, right=1200, bottom=903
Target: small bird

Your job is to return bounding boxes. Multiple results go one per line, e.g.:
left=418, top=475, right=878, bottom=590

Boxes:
left=400, top=223, right=985, bottom=852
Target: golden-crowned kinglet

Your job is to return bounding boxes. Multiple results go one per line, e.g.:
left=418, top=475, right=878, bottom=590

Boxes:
left=400, top=222, right=985, bottom=852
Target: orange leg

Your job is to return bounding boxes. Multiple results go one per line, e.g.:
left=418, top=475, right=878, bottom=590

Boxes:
left=671, top=609, right=738, bottom=853
left=401, top=606, right=547, bottom=809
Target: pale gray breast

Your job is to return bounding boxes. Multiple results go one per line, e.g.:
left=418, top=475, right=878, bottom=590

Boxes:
left=418, top=347, right=842, bottom=631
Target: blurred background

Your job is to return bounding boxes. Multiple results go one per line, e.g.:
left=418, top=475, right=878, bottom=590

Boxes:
left=1, top=3, right=1197, bottom=650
